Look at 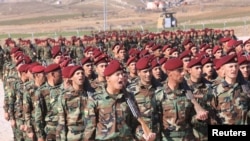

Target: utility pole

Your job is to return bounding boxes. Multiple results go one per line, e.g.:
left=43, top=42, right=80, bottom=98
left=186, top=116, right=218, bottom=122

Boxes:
left=103, top=0, right=107, bottom=31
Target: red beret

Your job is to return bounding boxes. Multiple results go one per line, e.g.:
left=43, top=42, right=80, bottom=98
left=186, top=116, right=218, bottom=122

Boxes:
left=31, top=65, right=45, bottom=73
left=201, top=57, right=213, bottom=66
left=226, top=47, right=236, bottom=55
left=227, top=39, right=237, bottom=48
left=14, top=51, right=23, bottom=58
left=69, top=66, right=83, bottom=78
left=145, top=41, right=155, bottom=48
left=60, top=58, right=73, bottom=68
left=216, top=54, right=237, bottom=69
left=126, top=57, right=137, bottom=66
left=212, top=45, right=222, bottom=54
left=243, top=39, right=250, bottom=46
left=164, top=58, right=183, bottom=71
left=162, top=45, right=171, bottom=52
left=112, top=42, right=120, bottom=50
left=187, top=58, right=202, bottom=68
left=117, top=46, right=126, bottom=53
left=219, top=37, right=231, bottom=43
left=84, top=46, right=94, bottom=53
left=44, top=64, right=61, bottom=73
left=182, top=39, right=192, bottom=46
left=159, top=57, right=167, bottom=65
left=151, top=58, right=160, bottom=68
left=18, top=64, right=29, bottom=72
left=81, top=57, right=93, bottom=66
left=151, top=45, right=162, bottom=51
left=51, top=45, right=62, bottom=58
left=235, top=40, right=243, bottom=47
left=93, top=49, right=102, bottom=58
left=140, top=49, right=150, bottom=58
left=10, top=47, right=21, bottom=55
left=238, top=56, right=249, bottom=65
left=27, top=62, right=41, bottom=72
left=169, top=48, right=178, bottom=55
left=136, top=57, right=151, bottom=70
left=62, top=66, right=74, bottom=78
left=214, top=59, right=220, bottom=70
left=179, top=50, right=191, bottom=60
left=94, top=54, right=108, bottom=65
left=104, top=60, right=123, bottom=76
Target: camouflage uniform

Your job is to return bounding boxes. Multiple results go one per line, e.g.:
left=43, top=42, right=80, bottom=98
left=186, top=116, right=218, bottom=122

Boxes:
left=127, top=80, right=161, bottom=141
left=210, top=79, right=250, bottom=125
left=34, top=83, right=63, bottom=140
left=84, top=86, right=135, bottom=141
left=186, top=78, right=213, bottom=141
left=0, top=47, right=4, bottom=79
left=155, top=82, right=196, bottom=141
left=9, top=79, right=27, bottom=141
left=23, top=80, right=44, bottom=141
left=56, top=86, right=92, bottom=140
left=90, top=78, right=106, bottom=92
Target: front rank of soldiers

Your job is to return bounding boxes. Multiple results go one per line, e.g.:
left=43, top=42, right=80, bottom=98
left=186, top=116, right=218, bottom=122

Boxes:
left=2, top=28, right=250, bottom=141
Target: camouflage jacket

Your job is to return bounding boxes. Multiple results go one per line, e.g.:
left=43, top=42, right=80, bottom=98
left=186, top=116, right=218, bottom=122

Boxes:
left=84, top=86, right=134, bottom=140
left=56, top=86, right=92, bottom=140
left=210, top=80, right=250, bottom=125
left=34, top=82, right=63, bottom=138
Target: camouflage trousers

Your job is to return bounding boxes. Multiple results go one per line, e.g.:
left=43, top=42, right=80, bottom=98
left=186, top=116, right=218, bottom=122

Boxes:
left=45, top=124, right=57, bottom=141
left=13, top=119, right=24, bottom=141
left=96, top=136, right=134, bottom=141
left=66, top=125, right=85, bottom=141
left=162, top=130, right=196, bottom=141
left=193, top=123, right=208, bottom=141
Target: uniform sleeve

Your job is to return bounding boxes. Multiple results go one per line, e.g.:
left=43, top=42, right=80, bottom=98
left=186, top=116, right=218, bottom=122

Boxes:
left=3, top=82, right=10, bottom=113
left=23, top=91, right=32, bottom=127
left=8, top=84, right=16, bottom=120
left=56, top=94, right=67, bottom=141
left=34, top=90, right=46, bottom=139
left=83, top=97, right=97, bottom=141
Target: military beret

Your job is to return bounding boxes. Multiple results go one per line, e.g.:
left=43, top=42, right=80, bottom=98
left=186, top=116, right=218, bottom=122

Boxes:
left=164, top=58, right=183, bottom=71
left=60, top=58, right=72, bottom=68
left=219, top=37, right=231, bottom=43
left=162, top=45, right=171, bottom=52
left=44, top=64, right=61, bottom=73
left=129, top=49, right=140, bottom=58
left=151, top=45, right=162, bottom=51
left=212, top=45, right=222, bottom=54
left=151, top=58, right=160, bottom=68
left=235, top=40, right=243, bottom=47
left=179, top=50, right=191, bottom=60
left=94, top=54, right=108, bottom=65
left=145, top=41, right=155, bottom=48
left=203, top=45, right=212, bottom=51
left=112, top=42, right=120, bottom=50
left=84, top=46, right=94, bottom=53
left=187, top=58, right=202, bottom=68
left=169, top=48, right=178, bottom=55
left=93, top=49, right=102, bottom=59
left=117, top=46, right=126, bottom=53
left=126, top=57, right=137, bottom=66
left=226, top=47, right=236, bottom=55
left=81, top=57, right=93, bottom=66
left=31, top=65, right=45, bottom=73
left=136, top=57, right=151, bottom=70
left=216, top=54, right=237, bottom=68
left=51, top=45, right=62, bottom=58
left=139, top=49, right=150, bottom=58
left=104, top=59, right=123, bottom=76
left=201, top=57, right=213, bottom=66
left=159, top=57, right=167, bottom=65
left=69, top=65, right=83, bottom=78
left=18, top=64, right=29, bottom=72
left=10, top=47, right=21, bottom=55
left=227, top=39, right=237, bottom=48
left=14, top=51, right=23, bottom=58
left=27, top=62, right=41, bottom=72
left=243, top=39, right=250, bottom=46
left=182, top=39, right=192, bottom=46
left=238, top=56, right=249, bottom=65
left=62, top=66, right=74, bottom=78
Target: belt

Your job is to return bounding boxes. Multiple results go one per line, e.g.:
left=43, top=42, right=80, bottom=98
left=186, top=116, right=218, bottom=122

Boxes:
left=46, top=121, right=58, bottom=126
left=164, top=130, right=187, bottom=138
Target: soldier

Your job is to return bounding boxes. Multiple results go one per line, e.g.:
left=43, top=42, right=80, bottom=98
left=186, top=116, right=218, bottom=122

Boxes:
left=81, top=57, right=96, bottom=82
left=56, top=66, right=93, bottom=140
left=179, top=50, right=191, bottom=79
left=23, top=65, right=46, bottom=141
left=154, top=58, right=196, bottom=141
left=212, top=45, right=223, bottom=59
left=51, top=45, right=63, bottom=65
left=127, top=57, right=161, bottom=141
left=90, top=54, right=108, bottom=90
left=9, top=64, right=30, bottom=141
left=83, top=46, right=94, bottom=58
left=238, top=55, right=250, bottom=82
left=34, top=64, right=63, bottom=141
left=151, top=45, right=163, bottom=58
left=151, top=58, right=165, bottom=85
left=126, top=57, right=138, bottom=85
left=201, top=57, right=216, bottom=83
left=61, top=66, right=75, bottom=90
left=84, top=60, right=155, bottom=141
left=210, top=54, right=250, bottom=125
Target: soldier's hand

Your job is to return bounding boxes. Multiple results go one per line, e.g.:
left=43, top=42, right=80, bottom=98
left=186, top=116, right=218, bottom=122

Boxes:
left=38, top=138, right=45, bottom=141
left=4, top=112, right=9, bottom=121
left=195, top=110, right=209, bottom=121
left=23, top=125, right=28, bottom=131
left=11, top=120, right=16, bottom=128
left=143, top=132, right=156, bottom=141
left=20, top=125, right=25, bottom=131
left=27, top=132, right=34, bottom=139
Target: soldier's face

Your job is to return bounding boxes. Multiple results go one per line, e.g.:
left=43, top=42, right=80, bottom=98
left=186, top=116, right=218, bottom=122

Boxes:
left=244, top=44, right=250, bottom=53
left=83, top=63, right=93, bottom=77
left=138, top=69, right=152, bottom=84
left=152, top=66, right=161, bottom=79
left=118, top=50, right=126, bottom=60
left=205, top=49, right=212, bottom=56
left=223, top=63, right=239, bottom=79
left=182, top=57, right=191, bottom=70
left=54, top=70, right=62, bottom=84
left=71, top=69, right=85, bottom=86
left=128, top=62, right=136, bottom=74
left=189, top=65, right=202, bottom=80
left=202, top=63, right=214, bottom=77
left=54, top=55, right=62, bottom=64
left=106, top=70, right=124, bottom=91
left=239, top=63, right=250, bottom=78
left=169, top=68, right=184, bottom=83
left=154, top=49, right=162, bottom=57
left=164, top=48, right=171, bottom=56
left=171, top=51, right=179, bottom=58
left=214, top=50, right=223, bottom=59
left=96, top=62, right=108, bottom=77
